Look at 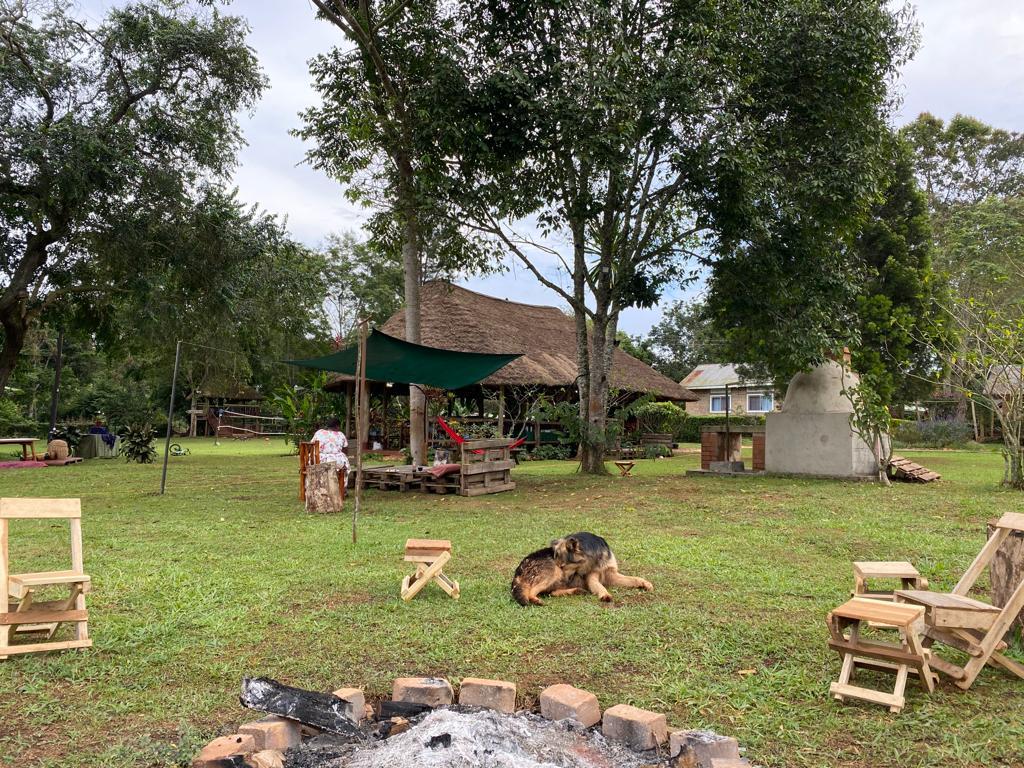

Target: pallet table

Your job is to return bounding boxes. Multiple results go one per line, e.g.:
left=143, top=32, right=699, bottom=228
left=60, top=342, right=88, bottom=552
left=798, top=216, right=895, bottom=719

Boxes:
left=826, top=597, right=936, bottom=713
left=400, top=539, right=459, bottom=602
left=360, top=466, right=422, bottom=492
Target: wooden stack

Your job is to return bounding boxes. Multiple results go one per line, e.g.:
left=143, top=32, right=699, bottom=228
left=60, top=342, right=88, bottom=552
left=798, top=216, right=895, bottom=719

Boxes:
left=889, top=455, right=941, bottom=483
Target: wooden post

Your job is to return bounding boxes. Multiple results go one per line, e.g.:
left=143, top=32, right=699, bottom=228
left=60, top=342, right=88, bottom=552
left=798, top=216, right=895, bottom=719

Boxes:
left=497, top=385, right=505, bottom=438
left=345, top=385, right=353, bottom=441
left=352, top=321, right=368, bottom=544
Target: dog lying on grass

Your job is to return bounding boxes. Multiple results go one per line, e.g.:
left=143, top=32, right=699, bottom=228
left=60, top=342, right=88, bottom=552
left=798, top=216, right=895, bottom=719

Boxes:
left=511, top=531, right=654, bottom=606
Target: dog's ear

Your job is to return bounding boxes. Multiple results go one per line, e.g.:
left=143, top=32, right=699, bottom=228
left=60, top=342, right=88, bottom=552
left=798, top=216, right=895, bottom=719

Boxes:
left=550, top=537, right=562, bottom=548
left=565, top=536, right=580, bottom=552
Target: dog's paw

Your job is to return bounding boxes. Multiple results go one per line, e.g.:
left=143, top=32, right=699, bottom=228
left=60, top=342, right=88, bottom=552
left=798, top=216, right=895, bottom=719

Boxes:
left=640, top=580, right=654, bottom=592
left=530, top=597, right=545, bottom=606
left=600, top=594, right=613, bottom=603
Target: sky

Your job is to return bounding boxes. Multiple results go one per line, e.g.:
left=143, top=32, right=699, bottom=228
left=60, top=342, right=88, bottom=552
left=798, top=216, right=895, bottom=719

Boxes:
left=79, top=0, right=1024, bottom=334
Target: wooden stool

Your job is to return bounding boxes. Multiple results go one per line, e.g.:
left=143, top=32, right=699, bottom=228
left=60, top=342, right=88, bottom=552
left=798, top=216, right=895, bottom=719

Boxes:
left=614, top=460, right=635, bottom=477
left=401, top=539, right=460, bottom=602
left=853, top=561, right=928, bottom=601
left=826, top=597, right=936, bottom=713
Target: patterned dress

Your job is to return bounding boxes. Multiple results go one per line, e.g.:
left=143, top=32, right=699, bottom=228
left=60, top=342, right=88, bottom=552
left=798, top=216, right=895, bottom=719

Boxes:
left=312, top=428, right=349, bottom=469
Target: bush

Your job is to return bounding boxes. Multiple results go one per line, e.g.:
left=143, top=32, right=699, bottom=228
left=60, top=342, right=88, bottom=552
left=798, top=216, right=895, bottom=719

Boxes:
left=644, top=443, right=673, bottom=459
left=121, top=423, right=158, bottom=463
left=526, top=444, right=574, bottom=461
left=675, top=414, right=765, bottom=443
left=50, top=423, right=85, bottom=451
left=0, top=398, right=41, bottom=437
left=633, top=401, right=687, bottom=435
left=892, top=419, right=973, bottom=449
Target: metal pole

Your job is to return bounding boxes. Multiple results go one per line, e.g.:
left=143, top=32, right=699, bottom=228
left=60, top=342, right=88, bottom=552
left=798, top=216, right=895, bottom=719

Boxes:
left=160, top=340, right=182, bottom=495
left=48, top=330, right=64, bottom=436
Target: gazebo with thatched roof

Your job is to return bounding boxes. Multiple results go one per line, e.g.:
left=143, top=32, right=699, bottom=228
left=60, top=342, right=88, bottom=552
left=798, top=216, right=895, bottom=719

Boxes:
left=327, top=281, right=696, bottom=449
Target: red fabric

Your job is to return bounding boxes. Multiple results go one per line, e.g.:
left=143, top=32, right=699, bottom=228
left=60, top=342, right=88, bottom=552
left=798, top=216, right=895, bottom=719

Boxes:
left=425, top=463, right=461, bottom=479
left=437, top=417, right=526, bottom=451
left=0, top=460, right=47, bottom=469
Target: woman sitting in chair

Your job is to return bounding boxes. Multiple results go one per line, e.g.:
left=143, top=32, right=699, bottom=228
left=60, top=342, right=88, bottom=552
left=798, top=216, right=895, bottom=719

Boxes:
left=312, top=417, right=350, bottom=478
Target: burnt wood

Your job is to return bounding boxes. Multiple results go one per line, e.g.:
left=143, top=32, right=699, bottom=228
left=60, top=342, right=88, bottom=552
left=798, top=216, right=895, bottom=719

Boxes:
left=378, top=700, right=432, bottom=719
left=240, top=677, right=359, bottom=734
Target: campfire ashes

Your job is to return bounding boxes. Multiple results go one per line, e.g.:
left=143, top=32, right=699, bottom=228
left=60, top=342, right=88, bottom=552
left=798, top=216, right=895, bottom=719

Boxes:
left=287, top=708, right=666, bottom=768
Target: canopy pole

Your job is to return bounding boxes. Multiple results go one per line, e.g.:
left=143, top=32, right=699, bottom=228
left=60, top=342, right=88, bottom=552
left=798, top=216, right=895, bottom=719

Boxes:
left=352, top=320, right=368, bottom=544
left=160, top=340, right=182, bottom=495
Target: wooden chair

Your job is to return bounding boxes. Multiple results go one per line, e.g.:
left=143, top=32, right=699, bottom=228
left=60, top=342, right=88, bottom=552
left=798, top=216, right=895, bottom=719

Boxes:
left=1, top=498, right=91, bottom=659
left=400, top=539, right=459, bottom=602
left=827, top=597, right=936, bottom=713
left=895, top=511, right=1024, bottom=690
left=298, top=441, right=320, bottom=501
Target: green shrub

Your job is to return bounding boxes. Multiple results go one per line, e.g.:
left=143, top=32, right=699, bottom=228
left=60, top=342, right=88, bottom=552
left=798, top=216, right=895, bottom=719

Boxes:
left=634, top=401, right=687, bottom=435
left=121, top=424, right=157, bottom=463
left=643, top=443, right=673, bottom=459
left=50, top=423, right=85, bottom=451
left=527, top=444, right=573, bottom=461
left=675, top=414, right=765, bottom=443
left=892, top=419, right=973, bottom=449
left=0, top=398, right=42, bottom=437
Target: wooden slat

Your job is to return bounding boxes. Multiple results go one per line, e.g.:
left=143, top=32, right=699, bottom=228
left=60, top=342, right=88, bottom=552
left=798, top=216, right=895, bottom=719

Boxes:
left=854, top=561, right=919, bottom=579
left=0, top=609, right=87, bottom=626
left=405, top=539, right=451, bottom=551
left=462, top=460, right=515, bottom=476
left=829, top=682, right=903, bottom=709
left=1, top=638, right=92, bottom=656
left=462, top=438, right=516, bottom=450
left=0, top=498, right=81, bottom=519
left=995, top=512, right=1024, bottom=532
left=827, top=639, right=928, bottom=668
left=896, top=590, right=999, bottom=612
left=461, top=482, right=515, bottom=497
left=831, top=597, right=923, bottom=626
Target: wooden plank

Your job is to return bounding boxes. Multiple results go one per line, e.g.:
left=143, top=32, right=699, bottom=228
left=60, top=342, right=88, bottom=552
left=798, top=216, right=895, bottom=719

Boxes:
left=994, top=512, right=1024, bottom=532
left=1, top=638, right=91, bottom=656
left=829, top=682, right=904, bottom=709
left=897, top=590, right=998, bottom=612
left=240, top=677, right=360, bottom=734
left=854, top=561, right=920, bottom=580
left=460, top=482, right=516, bottom=497
left=462, top=460, right=514, bottom=476
left=405, top=539, right=451, bottom=551
left=827, top=639, right=928, bottom=668
left=831, top=598, right=923, bottom=626
left=462, top=438, right=516, bottom=450
left=0, top=609, right=87, bottom=626
left=0, top=498, right=81, bottom=519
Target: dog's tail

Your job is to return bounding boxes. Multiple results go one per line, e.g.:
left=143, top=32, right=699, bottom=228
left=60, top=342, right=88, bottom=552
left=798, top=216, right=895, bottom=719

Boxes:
left=511, top=577, right=530, bottom=606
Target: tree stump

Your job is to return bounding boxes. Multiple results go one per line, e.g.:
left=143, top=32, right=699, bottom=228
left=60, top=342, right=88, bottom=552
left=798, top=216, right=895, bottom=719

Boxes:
left=305, top=463, right=343, bottom=514
left=988, top=520, right=1024, bottom=638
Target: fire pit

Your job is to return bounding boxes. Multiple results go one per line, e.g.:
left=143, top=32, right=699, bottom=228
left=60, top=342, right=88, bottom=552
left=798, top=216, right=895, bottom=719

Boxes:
left=289, top=708, right=665, bottom=768
left=192, top=676, right=750, bottom=768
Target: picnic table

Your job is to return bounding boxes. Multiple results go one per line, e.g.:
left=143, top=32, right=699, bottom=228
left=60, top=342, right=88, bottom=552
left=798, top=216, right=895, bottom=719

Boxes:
left=0, top=437, right=40, bottom=461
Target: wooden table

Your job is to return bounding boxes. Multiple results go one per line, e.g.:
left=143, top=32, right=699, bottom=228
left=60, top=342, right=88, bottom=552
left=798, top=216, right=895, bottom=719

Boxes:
left=0, top=437, right=39, bottom=461
left=614, top=460, right=636, bottom=477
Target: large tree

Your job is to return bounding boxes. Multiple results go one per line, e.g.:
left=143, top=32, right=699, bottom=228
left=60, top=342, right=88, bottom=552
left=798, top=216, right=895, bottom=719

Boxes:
left=0, top=0, right=264, bottom=395
left=454, top=0, right=913, bottom=471
left=299, top=0, right=498, bottom=464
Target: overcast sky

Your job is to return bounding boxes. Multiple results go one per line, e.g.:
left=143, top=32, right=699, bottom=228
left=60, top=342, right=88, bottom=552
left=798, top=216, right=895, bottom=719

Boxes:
left=79, top=1, right=1024, bottom=334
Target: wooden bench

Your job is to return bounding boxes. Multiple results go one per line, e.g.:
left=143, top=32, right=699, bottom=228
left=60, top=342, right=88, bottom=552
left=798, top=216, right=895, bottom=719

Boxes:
left=1, top=498, right=91, bottom=659
left=419, top=439, right=517, bottom=497
left=400, top=539, right=459, bottom=602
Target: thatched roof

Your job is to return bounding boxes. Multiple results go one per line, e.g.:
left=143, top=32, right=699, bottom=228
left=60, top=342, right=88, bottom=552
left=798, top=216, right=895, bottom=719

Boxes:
left=376, top=282, right=696, bottom=401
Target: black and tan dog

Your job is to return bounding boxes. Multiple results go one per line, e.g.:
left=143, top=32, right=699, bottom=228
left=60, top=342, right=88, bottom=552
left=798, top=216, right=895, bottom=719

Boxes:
left=511, top=532, right=653, bottom=605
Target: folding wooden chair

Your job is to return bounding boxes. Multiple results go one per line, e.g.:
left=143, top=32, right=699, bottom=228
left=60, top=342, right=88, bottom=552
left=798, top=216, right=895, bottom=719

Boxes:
left=896, top=511, right=1024, bottom=690
left=826, top=597, right=936, bottom=713
left=400, top=539, right=459, bottom=602
left=1, top=498, right=91, bottom=659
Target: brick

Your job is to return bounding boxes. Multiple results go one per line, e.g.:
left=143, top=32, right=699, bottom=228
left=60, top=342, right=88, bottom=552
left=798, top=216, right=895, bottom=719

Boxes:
left=601, top=704, right=667, bottom=751
left=458, top=677, right=517, bottom=713
left=392, top=676, right=453, bottom=707
left=332, top=686, right=367, bottom=723
left=670, top=730, right=741, bottom=767
left=239, top=717, right=300, bottom=751
left=538, top=684, right=600, bottom=727
left=192, top=734, right=255, bottom=768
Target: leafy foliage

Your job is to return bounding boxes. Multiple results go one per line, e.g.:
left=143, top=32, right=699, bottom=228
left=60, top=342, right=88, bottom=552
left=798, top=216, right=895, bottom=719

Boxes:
left=647, top=300, right=730, bottom=382
left=0, top=0, right=265, bottom=393
left=632, top=401, right=687, bottom=436
left=892, top=419, right=973, bottom=449
left=272, top=372, right=347, bottom=450
left=120, top=424, right=157, bottom=464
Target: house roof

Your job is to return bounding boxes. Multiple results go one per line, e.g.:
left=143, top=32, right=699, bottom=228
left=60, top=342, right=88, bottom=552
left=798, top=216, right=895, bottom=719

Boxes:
left=680, top=363, right=771, bottom=390
left=375, top=281, right=697, bottom=401
left=988, top=365, right=1023, bottom=397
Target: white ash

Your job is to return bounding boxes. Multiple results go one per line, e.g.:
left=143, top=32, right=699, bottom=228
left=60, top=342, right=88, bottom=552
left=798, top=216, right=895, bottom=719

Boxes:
left=293, top=708, right=666, bottom=768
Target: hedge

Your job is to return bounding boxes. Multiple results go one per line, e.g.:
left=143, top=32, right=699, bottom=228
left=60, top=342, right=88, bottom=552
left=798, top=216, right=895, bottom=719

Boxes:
left=891, top=419, right=973, bottom=449
left=675, top=414, right=766, bottom=443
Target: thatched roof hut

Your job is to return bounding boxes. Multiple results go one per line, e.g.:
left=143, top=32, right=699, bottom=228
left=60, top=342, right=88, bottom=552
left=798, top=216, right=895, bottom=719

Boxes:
left=371, top=281, right=696, bottom=401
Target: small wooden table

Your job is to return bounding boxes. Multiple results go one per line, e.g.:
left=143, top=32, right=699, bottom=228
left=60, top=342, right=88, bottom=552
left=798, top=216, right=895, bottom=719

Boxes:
left=827, top=597, right=936, bottom=713
left=853, top=561, right=928, bottom=601
left=401, top=539, right=459, bottom=602
left=0, top=438, right=39, bottom=461
left=614, top=460, right=635, bottom=477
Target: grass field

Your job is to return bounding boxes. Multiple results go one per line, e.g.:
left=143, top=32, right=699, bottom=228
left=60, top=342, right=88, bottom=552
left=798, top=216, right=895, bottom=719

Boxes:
left=1, top=439, right=1023, bottom=768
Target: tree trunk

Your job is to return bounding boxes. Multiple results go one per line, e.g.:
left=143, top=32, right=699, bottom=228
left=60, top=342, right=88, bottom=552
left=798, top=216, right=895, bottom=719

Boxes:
left=579, top=313, right=612, bottom=475
left=398, top=164, right=426, bottom=466
left=987, top=521, right=1024, bottom=638
left=305, top=462, right=344, bottom=514
left=0, top=310, right=28, bottom=398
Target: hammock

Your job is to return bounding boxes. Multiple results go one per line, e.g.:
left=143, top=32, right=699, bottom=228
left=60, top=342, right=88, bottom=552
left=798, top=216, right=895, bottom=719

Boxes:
left=436, top=417, right=526, bottom=452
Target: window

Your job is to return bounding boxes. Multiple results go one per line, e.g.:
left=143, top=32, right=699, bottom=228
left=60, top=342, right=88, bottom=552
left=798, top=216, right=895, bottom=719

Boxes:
left=746, top=391, right=773, bottom=413
left=710, top=391, right=731, bottom=413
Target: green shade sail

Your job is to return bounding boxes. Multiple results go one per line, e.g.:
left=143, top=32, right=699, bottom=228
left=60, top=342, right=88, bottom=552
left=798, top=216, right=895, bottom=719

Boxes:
left=286, top=329, right=521, bottom=390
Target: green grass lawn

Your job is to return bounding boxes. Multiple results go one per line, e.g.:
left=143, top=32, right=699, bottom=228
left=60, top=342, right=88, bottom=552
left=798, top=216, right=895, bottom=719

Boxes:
left=1, top=439, right=1023, bottom=768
